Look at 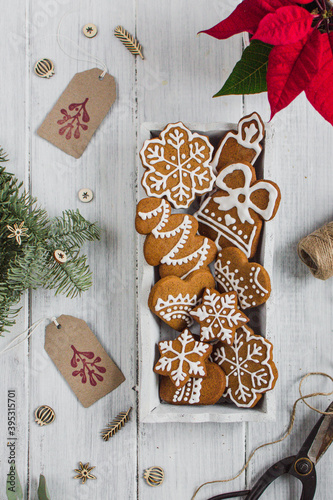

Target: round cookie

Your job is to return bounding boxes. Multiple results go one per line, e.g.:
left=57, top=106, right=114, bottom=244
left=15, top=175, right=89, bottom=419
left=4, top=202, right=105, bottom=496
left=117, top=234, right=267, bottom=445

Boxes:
left=148, top=270, right=215, bottom=331
left=136, top=197, right=217, bottom=279
left=214, top=248, right=271, bottom=310
left=194, top=162, right=281, bottom=258
left=154, top=329, right=212, bottom=388
left=213, top=325, right=278, bottom=408
left=159, top=362, right=226, bottom=405
left=140, top=122, right=215, bottom=209
left=190, top=287, right=249, bottom=344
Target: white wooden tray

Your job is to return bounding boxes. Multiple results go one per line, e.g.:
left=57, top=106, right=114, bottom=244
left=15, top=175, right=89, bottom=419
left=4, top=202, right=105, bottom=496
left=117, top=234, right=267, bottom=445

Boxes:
left=137, top=122, right=277, bottom=423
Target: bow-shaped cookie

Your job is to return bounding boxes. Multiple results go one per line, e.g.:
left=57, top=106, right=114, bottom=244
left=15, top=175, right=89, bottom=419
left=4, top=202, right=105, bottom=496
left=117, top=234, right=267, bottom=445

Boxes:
left=214, top=163, right=280, bottom=224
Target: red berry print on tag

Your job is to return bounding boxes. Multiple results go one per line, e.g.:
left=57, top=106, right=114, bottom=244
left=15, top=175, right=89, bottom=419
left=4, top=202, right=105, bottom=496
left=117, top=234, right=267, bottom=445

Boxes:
left=57, top=98, right=90, bottom=140
left=70, top=344, right=106, bottom=386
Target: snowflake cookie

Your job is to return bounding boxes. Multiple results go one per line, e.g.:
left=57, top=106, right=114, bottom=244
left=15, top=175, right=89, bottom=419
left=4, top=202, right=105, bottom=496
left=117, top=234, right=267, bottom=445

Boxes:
left=154, top=329, right=212, bottom=388
left=194, top=161, right=281, bottom=258
left=148, top=269, right=215, bottom=331
left=214, top=248, right=271, bottom=310
left=140, top=122, right=215, bottom=209
left=135, top=197, right=217, bottom=279
left=159, top=362, right=226, bottom=405
left=190, top=288, right=249, bottom=344
left=210, top=112, right=265, bottom=174
left=213, top=325, right=278, bottom=408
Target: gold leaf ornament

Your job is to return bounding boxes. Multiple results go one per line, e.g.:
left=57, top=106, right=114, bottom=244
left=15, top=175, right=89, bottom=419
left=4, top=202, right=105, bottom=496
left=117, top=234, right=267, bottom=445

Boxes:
left=101, top=407, right=132, bottom=441
left=114, top=26, right=144, bottom=59
left=144, top=466, right=165, bottom=487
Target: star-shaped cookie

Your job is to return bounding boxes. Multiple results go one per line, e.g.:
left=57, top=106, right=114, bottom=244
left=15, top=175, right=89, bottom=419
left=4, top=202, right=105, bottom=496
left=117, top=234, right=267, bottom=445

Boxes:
left=154, top=329, right=212, bottom=387
left=190, top=288, right=249, bottom=344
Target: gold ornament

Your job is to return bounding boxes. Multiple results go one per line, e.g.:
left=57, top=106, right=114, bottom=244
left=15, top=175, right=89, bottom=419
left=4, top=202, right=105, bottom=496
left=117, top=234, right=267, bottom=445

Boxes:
left=74, top=462, right=96, bottom=484
left=7, top=222, right=28, bottom=245
left=34, top=58, right=55, bottom=78
left=143, top=466, right=165, bottom=487
left=101, top=407, right=132, bottom=441
left=114, top=26, right=144, bottom=59
left=35, top=405, right=56, bottom=426
left=53, top=249, right=67, bottom=264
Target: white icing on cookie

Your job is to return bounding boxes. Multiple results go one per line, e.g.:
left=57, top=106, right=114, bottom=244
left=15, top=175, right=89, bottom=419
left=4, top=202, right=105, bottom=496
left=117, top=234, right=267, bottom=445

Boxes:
left=213, top=325, right=276, bottom=408
left=139, top=199, right=212, bottom=279
left=253, top=267, right=268, bottom=294
left=173, top=377, right=203, bottom=404
left=215, top=258, right=251, bottom=309
left=214, top=163, right=279, bottom=225
left=210, top=112, right=265, bottom=172
left=140, top=122, right=215, bottom=209
left=191, top=289, right=248, bottom=343
left=155, top=329, right=210, bottom=387
left=195, top=196, right=257, bottom=257
left=155, top=293, right=198, bottom=327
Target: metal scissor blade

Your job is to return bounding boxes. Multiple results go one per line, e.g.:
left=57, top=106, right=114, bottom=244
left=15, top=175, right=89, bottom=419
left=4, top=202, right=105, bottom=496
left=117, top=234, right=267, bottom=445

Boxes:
left=305, top=401, right=333, bottom=465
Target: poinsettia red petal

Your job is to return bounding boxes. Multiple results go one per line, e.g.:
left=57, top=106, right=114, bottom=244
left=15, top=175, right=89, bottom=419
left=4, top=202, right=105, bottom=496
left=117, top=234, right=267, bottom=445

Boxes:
left=306, top=33, right=333, bottom=126
left=267, top=30, right=323, bottom=118
left=252, top=6, right=313, bottom=45
left=199, top=0, right=267, bottom=39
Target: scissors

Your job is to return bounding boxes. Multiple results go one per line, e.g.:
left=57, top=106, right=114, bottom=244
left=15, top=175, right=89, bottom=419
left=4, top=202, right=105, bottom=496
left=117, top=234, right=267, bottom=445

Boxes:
left=207, top=401, right=333, bottom=500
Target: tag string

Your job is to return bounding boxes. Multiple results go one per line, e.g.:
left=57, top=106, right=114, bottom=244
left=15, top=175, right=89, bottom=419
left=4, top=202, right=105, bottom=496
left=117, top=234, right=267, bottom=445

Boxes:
left=56, top=12, right=108, bottom=79
left=191, top=372, right=333, bottom=500
left=0, top=317, right=60, bottom=354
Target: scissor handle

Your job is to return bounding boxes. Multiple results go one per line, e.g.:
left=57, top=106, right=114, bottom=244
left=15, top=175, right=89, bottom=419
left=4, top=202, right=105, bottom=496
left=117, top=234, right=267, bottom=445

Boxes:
left=244, top=456, right=295, bottom=499
left=207, top=491, right=250, bottom=499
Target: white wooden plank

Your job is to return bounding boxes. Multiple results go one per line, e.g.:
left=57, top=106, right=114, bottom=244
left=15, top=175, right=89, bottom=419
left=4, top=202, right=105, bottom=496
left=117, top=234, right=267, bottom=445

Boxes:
left=28, top=1, right=137, bottom=498
left=0, top=1, right=29, bottom=496
left=243, top=91, right=333, bottom=498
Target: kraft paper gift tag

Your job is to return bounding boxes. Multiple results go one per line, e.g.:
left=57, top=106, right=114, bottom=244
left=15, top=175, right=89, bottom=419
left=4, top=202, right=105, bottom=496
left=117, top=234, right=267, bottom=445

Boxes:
left=45, top=315, right=125, bottom=407
left=37, top=68, right=116, bottom=159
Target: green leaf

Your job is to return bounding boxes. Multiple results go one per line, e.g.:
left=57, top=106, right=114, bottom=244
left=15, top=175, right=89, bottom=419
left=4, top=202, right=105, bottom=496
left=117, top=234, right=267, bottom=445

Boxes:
left=6, top=464, right=23, bottom=500
left=38, top=475, right=51, bottom=500
left=214, top=40, right=272, bottom=97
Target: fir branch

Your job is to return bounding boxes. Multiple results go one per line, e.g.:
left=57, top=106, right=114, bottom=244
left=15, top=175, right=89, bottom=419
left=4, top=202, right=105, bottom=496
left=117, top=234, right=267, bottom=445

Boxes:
left=43, top=255, right=93, bottom=298
left=101, top=408, right=132, bottom=441
left=49, top=209, right=100, bottom=248
left=0, top=147, right=101, bottom=334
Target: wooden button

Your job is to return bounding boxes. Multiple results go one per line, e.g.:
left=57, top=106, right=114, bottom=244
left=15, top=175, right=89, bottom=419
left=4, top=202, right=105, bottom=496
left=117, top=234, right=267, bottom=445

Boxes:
left=34, top=58, right=55, bottom=78
left=78, top=188, right=94, bottom=203
left=53, top=249, right=67, bottom=264
left=83, top=24, right=98, bottom=38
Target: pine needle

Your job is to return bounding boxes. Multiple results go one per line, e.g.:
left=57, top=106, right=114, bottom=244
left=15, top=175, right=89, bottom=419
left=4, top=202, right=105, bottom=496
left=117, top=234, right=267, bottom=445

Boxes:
left=101, top=407, right=132, bottom=441
left=114, top=26, right=144, bottom=59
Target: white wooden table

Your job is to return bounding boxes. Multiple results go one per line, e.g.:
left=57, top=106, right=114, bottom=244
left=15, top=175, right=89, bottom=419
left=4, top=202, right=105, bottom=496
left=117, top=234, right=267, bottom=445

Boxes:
left=1, top=1, right=333, bottom=499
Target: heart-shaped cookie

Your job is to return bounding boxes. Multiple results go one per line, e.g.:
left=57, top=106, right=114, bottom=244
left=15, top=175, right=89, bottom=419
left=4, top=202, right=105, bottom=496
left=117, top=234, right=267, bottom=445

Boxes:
left=159, top=362, right=226, bottom=405
left=214, top=248, right=271, bottom=310
left=148, top=269, right=215, bottom=331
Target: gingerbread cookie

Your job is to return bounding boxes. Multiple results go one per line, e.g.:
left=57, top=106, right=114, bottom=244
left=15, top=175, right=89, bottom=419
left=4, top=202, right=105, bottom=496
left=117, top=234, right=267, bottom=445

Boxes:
left=213, top=325, right=278, bottom=408
left=140, top=122, right=215, bottom=209
left=135, top=197, right=217, bottom=279
left=148, top=270, right=215, bottom=331
left=214, top=248, right=271, bottom=310
left=159, top=362, right=226, bottom=405
left=190, top=288, right=249, bottom=344
left=194, top=162, right=281, bottom=258
left=154, top=329, right=212, bottom=388
left=211, top=112, right=265, bottom=174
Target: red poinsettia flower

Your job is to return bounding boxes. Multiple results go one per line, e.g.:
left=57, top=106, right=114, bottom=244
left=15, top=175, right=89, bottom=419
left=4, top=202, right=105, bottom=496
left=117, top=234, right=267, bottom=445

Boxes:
left=201, top=0, right=333, bottom=125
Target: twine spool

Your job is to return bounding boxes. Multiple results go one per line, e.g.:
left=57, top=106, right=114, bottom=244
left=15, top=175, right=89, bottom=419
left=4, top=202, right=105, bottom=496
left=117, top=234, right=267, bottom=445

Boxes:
left=297, top=221, right=333, bottom=280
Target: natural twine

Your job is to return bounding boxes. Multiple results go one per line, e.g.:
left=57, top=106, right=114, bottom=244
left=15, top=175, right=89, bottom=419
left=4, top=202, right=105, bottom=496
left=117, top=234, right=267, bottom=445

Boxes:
left=297, top=222, right=333, bottom=280
left=191, top=372, right=333, bottom=500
